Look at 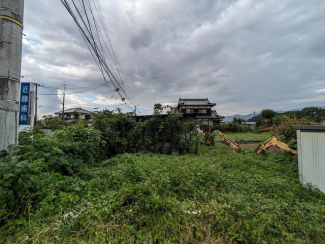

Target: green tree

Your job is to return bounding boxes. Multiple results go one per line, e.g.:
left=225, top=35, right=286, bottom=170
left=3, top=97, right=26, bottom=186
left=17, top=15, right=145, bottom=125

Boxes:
left=93, top=110, right=135, bottom=156
left=154, top=103, right=164, bottom=115
left=164, top=111, right=184, bottom=151
left=261, top=109, right=276, bottom=126
left=145, top=116, right=163, bottom=146
left=42, top=115, right=63, bottom=130
left=233, top=117, right=244, bottom=124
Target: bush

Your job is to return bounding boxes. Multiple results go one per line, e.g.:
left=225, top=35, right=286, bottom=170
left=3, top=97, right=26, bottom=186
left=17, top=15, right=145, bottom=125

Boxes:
left=41, top=115, right=64, bottom=130
left=0, top=129, right=90, bottom=224
left=93, top=110, right=135, bottom=156
left=145, top=115, right=164, bottom=147
left=55, top=123, right=102, bottom=166
left=164, top=112, right=184, bottom=151
left=126, top=122, right=146, bottom=153
left=275, top=116, right=313, bottom=142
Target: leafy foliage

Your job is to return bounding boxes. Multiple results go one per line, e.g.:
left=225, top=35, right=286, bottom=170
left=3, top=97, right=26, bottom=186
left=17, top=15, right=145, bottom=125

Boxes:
left=41, top=115, right=64, bottom=130
left=145, top=115, right=163, bottom=147
left=164, top=111, right=184, bottom=150
left=0, top=126, right=99, bottom=223
left=92, top=110, right=135, bottom=156
left=261, top=109, right=276, bottom=126
left=283, top=107, right=325, bottom=123
left=1, top=144, right=324, bottom=243
left=275, top=116, right=313, bottom=142
left=126, top=122, right=146, bottom=153
left=55, top=123, right=102, bottom=166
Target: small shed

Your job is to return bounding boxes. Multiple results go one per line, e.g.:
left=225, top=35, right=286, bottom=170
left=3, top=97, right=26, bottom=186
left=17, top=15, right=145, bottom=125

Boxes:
left=293, top=126, right=325, bottom=194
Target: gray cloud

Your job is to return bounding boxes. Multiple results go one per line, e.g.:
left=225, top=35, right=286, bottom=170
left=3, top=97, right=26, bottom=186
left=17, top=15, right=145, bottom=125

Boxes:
left=130, top=28, right=152, bottom=49
left=22, top=0, right=325, bottom=116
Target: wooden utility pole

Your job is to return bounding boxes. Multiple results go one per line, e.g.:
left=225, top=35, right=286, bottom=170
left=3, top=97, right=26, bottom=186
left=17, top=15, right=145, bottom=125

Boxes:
left=0, top=0, right=25, bottom=150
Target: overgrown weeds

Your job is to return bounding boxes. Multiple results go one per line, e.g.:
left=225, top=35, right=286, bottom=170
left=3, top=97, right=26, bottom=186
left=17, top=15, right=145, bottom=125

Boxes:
left=1, top=142, right=324, bottom=243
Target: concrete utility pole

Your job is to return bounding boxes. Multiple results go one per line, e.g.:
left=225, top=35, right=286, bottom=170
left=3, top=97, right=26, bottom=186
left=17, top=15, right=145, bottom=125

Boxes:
left=34, top=83, right=40, bottom=126
left=62, top=84, right=66, bottom=122
left=0, top=0, right=24, bottom=151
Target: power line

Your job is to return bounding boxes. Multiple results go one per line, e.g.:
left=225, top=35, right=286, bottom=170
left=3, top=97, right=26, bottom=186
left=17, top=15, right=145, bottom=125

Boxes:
left=42, top=83, right=105, bottom=90
left=40, top=84, right=105, bottom=95
left=60, top=0, right=136, bottom=112
left=38, top=106, right=61, bottom=109
left=92, top=0, right=136, bottom=102
left=39, top=94, right=63, bottom=96
left=65, top=84, right=105, bottom=94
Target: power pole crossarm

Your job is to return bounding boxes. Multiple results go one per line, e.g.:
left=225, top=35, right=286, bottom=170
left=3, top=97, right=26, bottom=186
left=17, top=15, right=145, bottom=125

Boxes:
left=0, top=0, right=25, bottom=151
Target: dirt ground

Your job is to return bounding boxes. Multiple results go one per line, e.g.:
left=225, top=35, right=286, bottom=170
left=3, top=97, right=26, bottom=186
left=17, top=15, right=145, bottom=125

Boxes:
left=236, top=142, right=282, bottom=152
left=236, top=141, right=260, bottom=149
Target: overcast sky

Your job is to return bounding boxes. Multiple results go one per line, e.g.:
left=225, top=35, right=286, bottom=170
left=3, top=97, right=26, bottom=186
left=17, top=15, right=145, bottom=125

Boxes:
left=22, top=0, right=325, bottom=116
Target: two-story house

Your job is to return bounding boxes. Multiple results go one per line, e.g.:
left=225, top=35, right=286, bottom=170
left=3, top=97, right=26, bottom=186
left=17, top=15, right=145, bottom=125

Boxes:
left=54, top=107, right=94, bottom=124
left=177, top=98, right=224, bottom=126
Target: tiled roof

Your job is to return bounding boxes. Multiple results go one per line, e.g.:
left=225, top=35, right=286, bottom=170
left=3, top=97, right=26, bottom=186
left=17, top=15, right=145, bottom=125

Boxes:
left=54, top=107, right=93, bottom=115
left=178, top=98, right=216, bottom=106
left=196, top=110, right=224, bottom=120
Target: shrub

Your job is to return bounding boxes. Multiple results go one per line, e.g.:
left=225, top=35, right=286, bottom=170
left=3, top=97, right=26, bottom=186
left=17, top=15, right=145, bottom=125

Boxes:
left=0, top=131, right=87, bottom=223
left=41, top=115, right=64, bottom=130
left=93, top=110, right=135, bottom=156
left=55, top=124, right=102, bottom=166
left=164, top=112, right=184, bottom=151
left=145, top=115, right=164, bottom=146
left=275, top=116, right=313, bottom=141
left=126, top=122, right=146, bottom=153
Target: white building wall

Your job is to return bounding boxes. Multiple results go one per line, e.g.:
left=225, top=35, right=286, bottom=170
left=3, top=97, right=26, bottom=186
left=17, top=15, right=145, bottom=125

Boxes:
left=296, top=129, right=325, bottom=193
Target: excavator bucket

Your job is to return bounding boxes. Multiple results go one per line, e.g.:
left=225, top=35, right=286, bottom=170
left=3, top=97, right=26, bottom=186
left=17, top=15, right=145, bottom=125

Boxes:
left=256, top=136, right=298, bottom=155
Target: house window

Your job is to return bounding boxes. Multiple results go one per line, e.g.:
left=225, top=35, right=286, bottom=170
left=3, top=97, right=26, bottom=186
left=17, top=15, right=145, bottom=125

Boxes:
left=202, top=119, right=209, bottom=125
left=199, top=109, right=207, bottom=113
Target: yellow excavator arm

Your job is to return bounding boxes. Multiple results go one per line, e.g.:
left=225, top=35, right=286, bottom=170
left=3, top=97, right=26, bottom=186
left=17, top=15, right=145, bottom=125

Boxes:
left=207, top=130, right=243, bottom=153
left=256, top=136, right=298, bottom=155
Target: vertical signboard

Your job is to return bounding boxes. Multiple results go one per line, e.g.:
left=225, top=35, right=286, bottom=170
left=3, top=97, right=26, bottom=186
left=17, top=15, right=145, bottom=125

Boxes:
left=19, top=82, right=30, bottom=125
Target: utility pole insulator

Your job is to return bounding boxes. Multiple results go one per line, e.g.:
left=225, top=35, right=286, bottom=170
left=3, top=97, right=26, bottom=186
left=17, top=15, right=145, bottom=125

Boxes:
left=0, top=0, right=25, bottom=151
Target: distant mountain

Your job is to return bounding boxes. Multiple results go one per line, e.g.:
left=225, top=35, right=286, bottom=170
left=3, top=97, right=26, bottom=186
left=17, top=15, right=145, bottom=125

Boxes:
left=223, top=106, right=325, bottom=123
left=223, top=113, right=259, bottom=122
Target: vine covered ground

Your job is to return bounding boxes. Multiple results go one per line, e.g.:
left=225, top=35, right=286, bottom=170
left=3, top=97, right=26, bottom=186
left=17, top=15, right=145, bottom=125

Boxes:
left=1, top=143, right=324, bottom=243
left=214, top=131, right=274, bottom=142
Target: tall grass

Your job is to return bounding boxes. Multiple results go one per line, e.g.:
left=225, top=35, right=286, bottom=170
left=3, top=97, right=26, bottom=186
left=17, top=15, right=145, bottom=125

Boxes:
left=1, top=144, right=324, bottom=243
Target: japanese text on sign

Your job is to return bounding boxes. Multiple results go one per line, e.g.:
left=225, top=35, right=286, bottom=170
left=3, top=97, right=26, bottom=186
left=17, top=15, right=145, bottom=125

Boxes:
left=19, top=82, right=30, bottom=125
